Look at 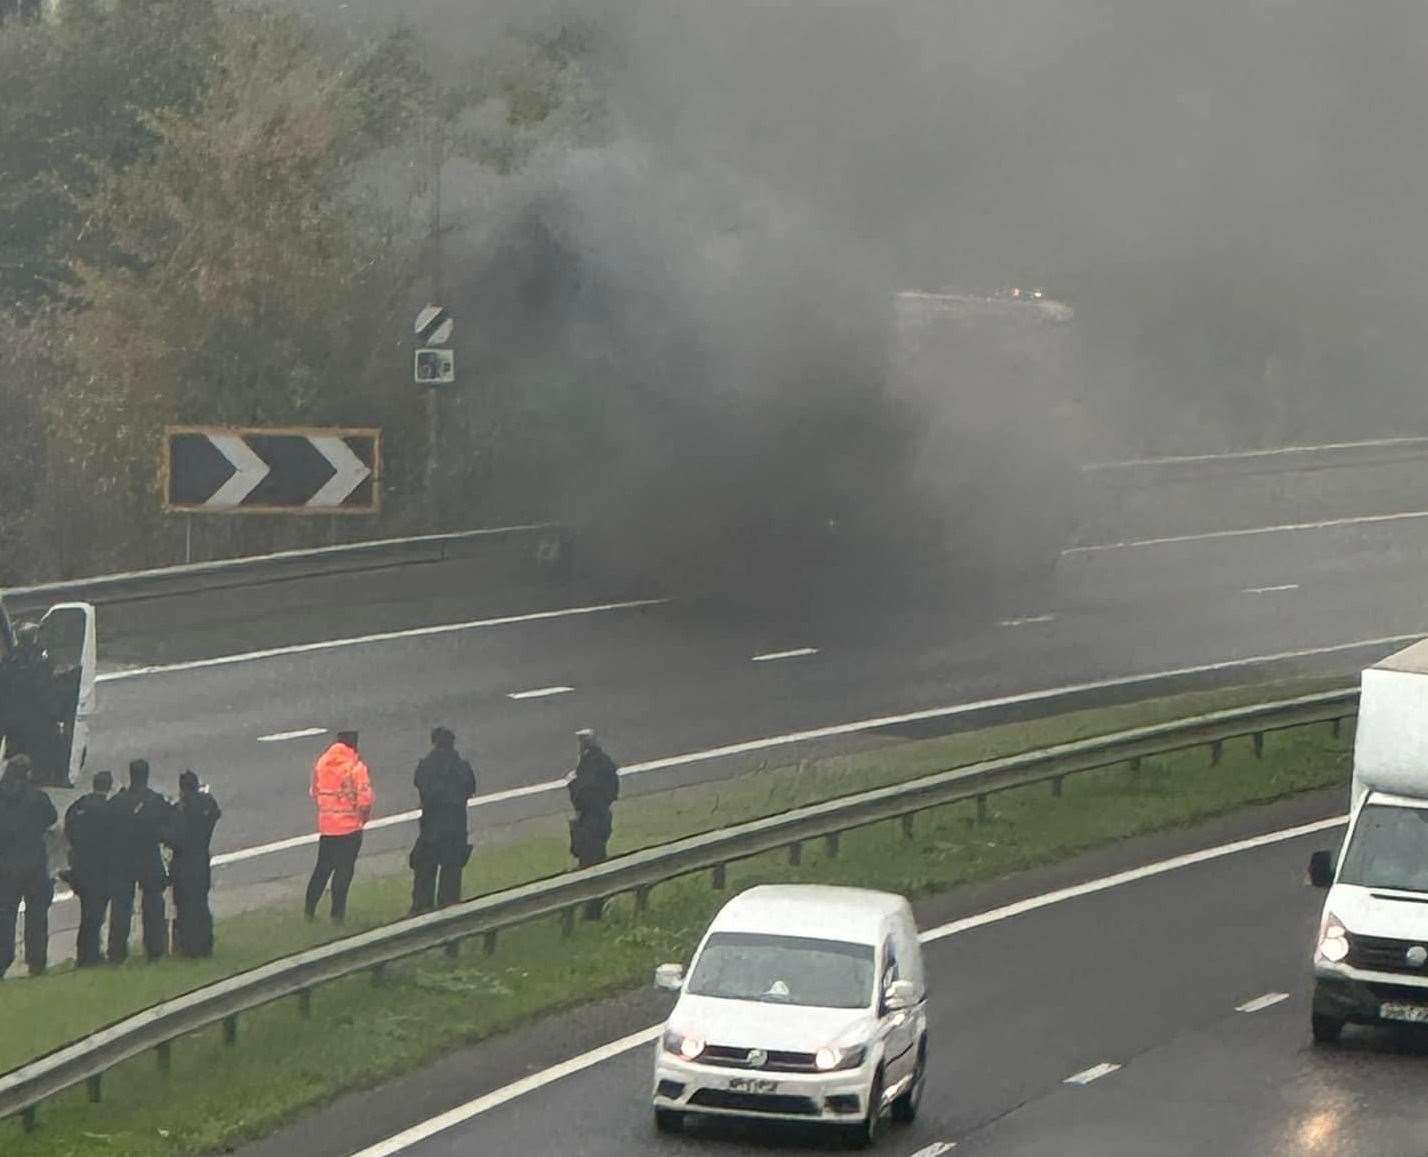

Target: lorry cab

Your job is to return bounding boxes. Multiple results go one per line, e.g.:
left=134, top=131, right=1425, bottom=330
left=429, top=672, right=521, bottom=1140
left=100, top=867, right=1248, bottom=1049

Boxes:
left=1310, top=637, right=1428, bottom=1043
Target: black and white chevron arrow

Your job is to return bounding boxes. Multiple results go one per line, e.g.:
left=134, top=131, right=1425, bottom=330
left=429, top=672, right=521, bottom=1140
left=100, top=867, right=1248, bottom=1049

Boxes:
left=165, top=428, right=380, bottom=513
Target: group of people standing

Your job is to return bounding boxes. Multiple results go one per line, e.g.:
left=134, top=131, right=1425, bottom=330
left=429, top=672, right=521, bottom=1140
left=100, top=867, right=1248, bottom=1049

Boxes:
left=0, top=725, right=621, bottom=978
left=0, top=755, right=221, bottom=978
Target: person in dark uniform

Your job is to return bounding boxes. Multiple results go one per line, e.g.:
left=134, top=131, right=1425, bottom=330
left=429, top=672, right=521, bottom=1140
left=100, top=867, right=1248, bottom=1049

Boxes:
left=409, top=727, right=477, bottom=914
left=170, top=770, right=221, bottom=957
left=0, top=623, right=67, bottom=787
left=108, top=759, right=176, bottom=963
left=0, top=755, right=58, bottom=978
left=567, top=730, right=620, bottom=918
left=63, top=770, right=116, bottom=967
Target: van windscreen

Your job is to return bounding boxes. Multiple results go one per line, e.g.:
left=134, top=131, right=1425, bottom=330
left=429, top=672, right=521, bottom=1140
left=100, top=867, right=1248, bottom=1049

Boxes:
left=686, top=932, right=876, bottom=1009
left=1339, top=804, right=1428, bottom=893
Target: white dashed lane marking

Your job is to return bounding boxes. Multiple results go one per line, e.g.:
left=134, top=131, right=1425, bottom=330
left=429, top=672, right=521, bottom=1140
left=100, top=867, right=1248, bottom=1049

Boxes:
left=751, top=647, right=819, bottom=662
left=1236, top=992, right=1290, bottom=1013
left=507, top=686, right=574, bottom=701
left=257, top=727, right=328, bottom=743
left=1243, top=584, right=1300, bottom=595
left=1063, top=1062, right=1121, bottom=1086
left=997, top=614, right=1056, bottom=627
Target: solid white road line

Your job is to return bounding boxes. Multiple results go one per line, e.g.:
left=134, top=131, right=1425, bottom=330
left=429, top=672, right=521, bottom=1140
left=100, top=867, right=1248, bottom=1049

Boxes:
left=257, top=727, right=328, bottom=743
left=93, top=599, right=669, bottom=683
left=751, top=647, right=819, bottom=662
left=1236, top=992, right=1290, bottom=1013
left=1062, top=509, right=1428, bottom=555
left=1063, top=1062, right=1121, bottom=1086
left=1082, top=435, right=1428, bottom=471
left=1243, top=584, right=1300, bottom=595
left=348, top=1025, right=664, bottom=1157
left=58, top=631, right=1396, bottom=894
left=507, top=686, right=574, bottom=701
left=352, top=814, right=1349, bottom=1155
left=998, top=614, right=1057, bottom=627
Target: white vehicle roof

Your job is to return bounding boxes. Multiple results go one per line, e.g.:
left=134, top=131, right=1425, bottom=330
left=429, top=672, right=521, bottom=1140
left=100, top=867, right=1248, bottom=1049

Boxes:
left=708, top=886, right=907, bottom=947
left=1372, top=638, right=1428, bottom=675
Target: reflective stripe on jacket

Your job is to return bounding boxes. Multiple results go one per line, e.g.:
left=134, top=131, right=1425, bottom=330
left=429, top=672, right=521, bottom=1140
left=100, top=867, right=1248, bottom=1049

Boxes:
left=311, top=742, right=374, bottom=836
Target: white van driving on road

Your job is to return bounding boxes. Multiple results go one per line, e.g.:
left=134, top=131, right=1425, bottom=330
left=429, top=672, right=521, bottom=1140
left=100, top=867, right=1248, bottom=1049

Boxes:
left=651, top=884, right=927, bottom=1147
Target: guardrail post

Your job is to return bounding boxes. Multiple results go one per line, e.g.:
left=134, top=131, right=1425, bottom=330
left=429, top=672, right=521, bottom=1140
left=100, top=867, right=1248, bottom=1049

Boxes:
left=825, top=833, right=840, bottom=858
left=372, top=963, right=388, bottom=986
left=157, top=1041, right=173, bottom=1072
left=87, top=1075, right=102, bottom=1103
left=1210, top=740, right=1223, bottom=767
left=1051, top=776, right=1063, bottom=798
left=635, top=886, right=652, bottom=913
left=711, top=863, right=727, bottom=890
left=297, top=989, right=312, bottom=1018
left=561, top=908, right=576, bottom=938
left=483, top=930, right=499, bottom=956
left=900, top=814, right=916, bottom=840
left=445, top=940, right=461, bottom=960
left=1332, top=717, right=1342, bottom=739
left=223, top=1015, right=238, bottom=1046
left=788, top=842, right=803, bottom=867
left=21, top=1105, right=35, bottom=1133
left=976, top=794, right=988, bottom=822
left=1252, top=732, right=1264, bottom=759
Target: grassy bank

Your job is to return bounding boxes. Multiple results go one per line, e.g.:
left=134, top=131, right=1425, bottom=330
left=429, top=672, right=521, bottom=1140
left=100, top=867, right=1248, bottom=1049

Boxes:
left=2, top=677, right=1351, bottom=1155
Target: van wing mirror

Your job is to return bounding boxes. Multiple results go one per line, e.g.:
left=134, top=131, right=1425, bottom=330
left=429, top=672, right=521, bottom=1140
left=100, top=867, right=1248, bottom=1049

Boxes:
left=883, top=979, right=917, bottom=1012
left=1308, top=850, right=1336, bottom=889
left=655, top=963, right=685, bottom=992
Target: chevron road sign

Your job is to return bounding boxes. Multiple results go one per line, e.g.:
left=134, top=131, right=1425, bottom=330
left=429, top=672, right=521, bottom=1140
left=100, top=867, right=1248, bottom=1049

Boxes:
left=164, top=427, right=381, bottom=514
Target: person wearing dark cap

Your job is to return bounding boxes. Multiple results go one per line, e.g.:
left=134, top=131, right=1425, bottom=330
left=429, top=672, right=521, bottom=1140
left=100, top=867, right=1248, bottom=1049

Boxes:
left=566, top=730, right=620, bottom=918
left=108, top=759, right=177, bottom=963
left=170, top=771, right=222, bottom=957
left=0, top=754, right=58, bottom=978
left=305, top=731, right=373, bottom=923
left=409, top=727, right=477, bottom=915
left=63, top=770, right=117, bottom=967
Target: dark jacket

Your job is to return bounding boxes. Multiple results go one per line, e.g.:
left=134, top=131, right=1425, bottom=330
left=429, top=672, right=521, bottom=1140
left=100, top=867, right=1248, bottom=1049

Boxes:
left=171, top=790, right=222, bottom=884
left=109, top=785, right=176, bottom=888
left=569, top=746, right=619, bottom=818
left=414, top=746, right=477, bottom=847
left=0, top=771, right=57, bottom=878
left=63, top=791, right=115, bottom=889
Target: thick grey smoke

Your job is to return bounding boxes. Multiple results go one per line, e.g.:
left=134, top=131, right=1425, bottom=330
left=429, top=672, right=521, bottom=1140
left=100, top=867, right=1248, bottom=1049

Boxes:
left=312, top=0, right=1428, bottom=600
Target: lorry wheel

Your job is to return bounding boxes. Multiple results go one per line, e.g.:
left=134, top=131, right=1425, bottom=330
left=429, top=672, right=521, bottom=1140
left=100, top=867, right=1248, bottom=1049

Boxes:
left=654, top=1108, right=684, bottom=1133
left=1311, top=1014, right=1344, bottom=1045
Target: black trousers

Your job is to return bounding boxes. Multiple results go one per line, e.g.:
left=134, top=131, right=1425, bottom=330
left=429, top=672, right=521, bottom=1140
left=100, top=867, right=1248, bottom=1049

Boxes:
left=411, top=842, right=466, bottom=913
left=0, top=866, right=52, bottom=977
left=173, top=866, right=214, bottom=957
left=306, top=832, right=362, bottom=921
left=110, top=880, right=168, bottom=962
left=74, top=885, right=110, bottom=967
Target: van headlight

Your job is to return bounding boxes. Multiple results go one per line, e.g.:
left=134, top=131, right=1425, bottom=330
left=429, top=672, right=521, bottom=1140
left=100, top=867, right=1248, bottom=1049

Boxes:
left=814, top=1045, right=867, bottom=1072
left=1318, top=912, right=1350, bottom=963
left=663, top=1030, right=705, bottom=1061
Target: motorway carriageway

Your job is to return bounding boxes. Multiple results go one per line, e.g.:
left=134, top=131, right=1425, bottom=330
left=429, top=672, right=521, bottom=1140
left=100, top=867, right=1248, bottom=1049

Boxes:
left=240, top=789, right=1428, bottom=1157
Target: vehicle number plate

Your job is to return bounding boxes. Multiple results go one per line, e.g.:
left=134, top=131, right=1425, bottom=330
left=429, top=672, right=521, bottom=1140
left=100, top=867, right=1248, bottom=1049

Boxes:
left=728, top=1077, right=779, bottom=1093
left=1380, top=1002, right=1428, bottom=1024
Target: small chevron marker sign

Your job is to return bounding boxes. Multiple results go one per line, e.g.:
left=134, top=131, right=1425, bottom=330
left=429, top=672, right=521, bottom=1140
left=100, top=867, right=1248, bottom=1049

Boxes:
left=164, top=427, right=381, bottom=514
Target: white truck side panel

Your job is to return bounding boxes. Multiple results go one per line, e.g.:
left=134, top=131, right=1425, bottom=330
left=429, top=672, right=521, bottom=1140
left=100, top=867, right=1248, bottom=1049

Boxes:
left=1352, top=666, right=1428, bottom=809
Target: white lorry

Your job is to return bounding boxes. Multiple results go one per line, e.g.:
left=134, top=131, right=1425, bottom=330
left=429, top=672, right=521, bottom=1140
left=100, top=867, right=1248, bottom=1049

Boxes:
left=1309, top=637, right=1428, bottom=1042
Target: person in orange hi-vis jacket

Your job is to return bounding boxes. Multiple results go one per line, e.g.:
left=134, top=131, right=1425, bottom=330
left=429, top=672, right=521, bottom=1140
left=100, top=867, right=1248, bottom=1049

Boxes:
left=304, top=731, right=373, bottom=924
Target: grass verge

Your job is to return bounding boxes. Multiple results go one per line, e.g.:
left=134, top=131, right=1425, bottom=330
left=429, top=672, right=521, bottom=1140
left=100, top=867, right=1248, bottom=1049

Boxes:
left=2, top=676, right=1351, bottom=1155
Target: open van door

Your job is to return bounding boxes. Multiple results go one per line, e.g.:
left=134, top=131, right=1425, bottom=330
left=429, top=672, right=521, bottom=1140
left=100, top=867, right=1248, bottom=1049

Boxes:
left=36, top=602, right=98, bottom=786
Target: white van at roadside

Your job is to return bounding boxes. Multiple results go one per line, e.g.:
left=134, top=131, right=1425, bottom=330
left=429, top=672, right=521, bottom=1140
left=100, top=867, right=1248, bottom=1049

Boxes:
left=650, top=884, right=927, bottom=1147
left=1309, top=638, right=1428, bottom=1043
